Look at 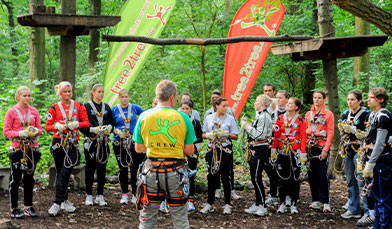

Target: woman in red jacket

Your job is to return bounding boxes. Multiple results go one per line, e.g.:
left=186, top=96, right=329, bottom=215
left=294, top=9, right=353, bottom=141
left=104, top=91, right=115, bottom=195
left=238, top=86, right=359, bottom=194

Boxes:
left=271, top=97, right=307, bottom=214
left=305, top=91, right=334, bottom=212
left=45, top=81, right=89, bottom=217
left=3, top=86, right=42, bottom=218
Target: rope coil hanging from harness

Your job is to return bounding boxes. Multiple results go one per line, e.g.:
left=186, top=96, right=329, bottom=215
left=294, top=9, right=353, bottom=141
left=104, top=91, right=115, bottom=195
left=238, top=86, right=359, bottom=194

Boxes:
left=116, top=103, right=134, bottom=167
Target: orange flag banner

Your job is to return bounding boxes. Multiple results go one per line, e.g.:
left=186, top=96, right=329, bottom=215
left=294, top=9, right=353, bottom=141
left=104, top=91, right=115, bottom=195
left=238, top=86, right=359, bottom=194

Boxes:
left=223, top=0, right=285, bottom=119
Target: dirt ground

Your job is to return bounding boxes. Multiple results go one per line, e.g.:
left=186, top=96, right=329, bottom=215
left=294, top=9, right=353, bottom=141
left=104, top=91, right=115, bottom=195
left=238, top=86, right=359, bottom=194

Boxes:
left=0, top=177, right=368, bottom=229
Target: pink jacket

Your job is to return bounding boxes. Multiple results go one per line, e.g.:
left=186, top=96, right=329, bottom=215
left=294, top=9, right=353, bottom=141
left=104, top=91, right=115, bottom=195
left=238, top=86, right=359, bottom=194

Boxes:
left=305, top=104, right=334, bottom=152
left=3, top=104, right=43, bottom=148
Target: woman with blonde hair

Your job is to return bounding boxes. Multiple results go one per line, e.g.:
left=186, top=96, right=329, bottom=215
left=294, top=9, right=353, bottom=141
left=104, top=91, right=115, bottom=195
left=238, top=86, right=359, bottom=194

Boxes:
left=3, top=86, right=42, bottom=218
left=80, top=84, right=115, bottom=206
left=46, top=81, right=89, bottom=216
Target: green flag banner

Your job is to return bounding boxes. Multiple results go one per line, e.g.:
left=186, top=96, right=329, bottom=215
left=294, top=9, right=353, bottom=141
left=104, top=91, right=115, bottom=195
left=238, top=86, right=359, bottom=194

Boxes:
left=103, top=0, right=176, bottom=106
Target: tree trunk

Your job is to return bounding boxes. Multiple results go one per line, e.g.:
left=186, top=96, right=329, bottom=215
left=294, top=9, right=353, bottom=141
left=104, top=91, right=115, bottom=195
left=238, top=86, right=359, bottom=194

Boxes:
left=225, top=0, right=231, bottom=13
left=1, top=0, right=18, bottom=75
left=59, top=0, right=76, bottom=93
left=353, top=17, right=370, bottom=92
left=330, top=0, right=392, bottom=36
left=317, top=0, right=341, bottom=177
left=29, top=0, right=46, bottom=97
left=201, top=46, right=207, bottom=111
left=88, top=0, right=101, bottom=75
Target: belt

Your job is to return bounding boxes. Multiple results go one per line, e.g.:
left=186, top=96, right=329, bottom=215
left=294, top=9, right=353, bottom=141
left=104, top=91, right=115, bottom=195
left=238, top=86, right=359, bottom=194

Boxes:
left=248, top=139, right=269, bottom=145
left=145, top=158, right=185, bottom=173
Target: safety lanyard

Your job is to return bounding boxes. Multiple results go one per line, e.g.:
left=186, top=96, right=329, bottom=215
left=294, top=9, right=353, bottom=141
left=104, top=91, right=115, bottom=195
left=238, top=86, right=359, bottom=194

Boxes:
left=88, top=101, right=105, bottom=126
left=309, top=111, right=323, bottom=135
left=117, top=103, right=132, bottom=130
left=14, top=107, right=31, bottom=130
left=58, top=100, right=74, bottom=121
left=347, top=107, right=365, bottom=125
left=213, top=113, right=227, bottom=130
left=283, top=113, right=299, bottom=138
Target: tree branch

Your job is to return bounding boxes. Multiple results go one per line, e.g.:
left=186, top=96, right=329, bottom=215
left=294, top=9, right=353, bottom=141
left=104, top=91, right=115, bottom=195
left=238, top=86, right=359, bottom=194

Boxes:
left=330, top=0, right=392, bottom=36
left=102, top=35, right=314, bottom=45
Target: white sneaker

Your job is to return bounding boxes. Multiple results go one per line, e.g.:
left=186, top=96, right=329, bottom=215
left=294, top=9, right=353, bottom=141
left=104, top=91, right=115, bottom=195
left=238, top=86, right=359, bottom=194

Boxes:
left=187, top=201, right=196, bottom=212
left=265, top=194, right=279, bottom=207
left=222, top=204, right=232, bottom=215
left=95, top=195, right=107, bottom=206
left=61, top=200, right=76, bottom=213
left=215, top=189, right=222, bottom=199
left=341, top=210, right=361, bottom=219
left=131, top=195, right=137, bottom=204
left=277, top=203, right=286, bottom=214
left=285, top=196, right=292, bottom=206
left=48, top=203, right=60, bottom=217
left=309, top=201, right=322, bottom=210
left=244, top=203, right=258, bottom=214
left=255, top=205, right=268, bottom=217
left=159, top=201, right=169, bottom=213
left=85, top=195, right=94, bottom=206
left=323, top=204, right=331, bottom=212
left=200, top=203, right=214, bottom=214
left=231, top=190, right=242, bottom=200
left=120, top=194, right=129, bottom=205
left=290, top=205, right=299, bottom=214
left=342, top=199, right=349, bottom=210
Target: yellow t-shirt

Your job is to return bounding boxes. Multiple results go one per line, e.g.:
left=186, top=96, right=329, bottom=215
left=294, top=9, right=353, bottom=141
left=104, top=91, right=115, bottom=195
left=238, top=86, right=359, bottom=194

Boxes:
left=133, top=106, right=196, bottom=159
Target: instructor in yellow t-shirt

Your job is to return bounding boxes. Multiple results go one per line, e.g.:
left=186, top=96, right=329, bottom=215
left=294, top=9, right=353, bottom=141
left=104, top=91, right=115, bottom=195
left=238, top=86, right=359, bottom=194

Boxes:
left=133, top=80, right=196, bottom=229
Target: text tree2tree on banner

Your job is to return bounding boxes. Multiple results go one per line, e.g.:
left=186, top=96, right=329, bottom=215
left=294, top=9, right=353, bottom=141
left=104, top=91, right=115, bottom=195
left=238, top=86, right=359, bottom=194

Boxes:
left=223, top=0, right=285, bottom=119
left=103, top=0, right=176, bottom=106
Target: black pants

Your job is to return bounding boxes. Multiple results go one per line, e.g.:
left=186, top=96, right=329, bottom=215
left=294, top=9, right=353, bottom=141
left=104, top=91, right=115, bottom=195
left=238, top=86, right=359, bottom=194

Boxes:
left=206, top=147, right=232, bottom=205
left=248, top=145, right=271, bottom=206
left=186, top=151, right=199, bottom=199
left=51, top=138, right=79, bottom=204
left=276, top=153, right=300, bottom=206
left=113, top=141, right=146, bottom=195
left=84, top=139, right=110, bottom=195
left=215, top=150, right=235, bottom=191
left=308, top=146, right=330, bottom=204
left=9, top=148, right=40, bottom=209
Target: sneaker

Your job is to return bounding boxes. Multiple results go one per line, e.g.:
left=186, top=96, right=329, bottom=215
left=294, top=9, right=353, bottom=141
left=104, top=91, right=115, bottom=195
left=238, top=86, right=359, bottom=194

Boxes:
left=120, top=194, right=129, bottom=205
left=323, top=204, right=331, bottom=212
left=159, top=200, right=169, bottom=213
left=265, top=195, right=279, bottom=207
left=24, top=206, right=38, bottom=217
left=244, top=203, right=258, bottom=214
left=85, top=195, right=94, bottom=206
left=131, top=195, right=137, bottom=204
left=255, top=205, right=268, bottom=216
left=277, top=203, right=286, bottom=214
left=200, top=203, right=214, bottom=214
left=11, top=208, right=24, bottom=219
left=356, top=215, right=375, bottom=227
left=187, top=201, right=196, bottom=212
left=290, top=205, right=299, bottom=214
left=231, top=190, right=242, bottom=200
left=95, top=195, right=108, bottom=206
left=61, top=200, right=76, bottom=213
left=308, top=201, right=322, bottom=210
left=222, top=204, right=232, bottom=215
left=285, top=196, right=292, bottom=206
left=341, top=210, right=361, bottom=219
left=215, top=189, right=222, bottom=199
left=342, top=200, right=349, bottom=210
left=48, top=203, right=60, bottom=217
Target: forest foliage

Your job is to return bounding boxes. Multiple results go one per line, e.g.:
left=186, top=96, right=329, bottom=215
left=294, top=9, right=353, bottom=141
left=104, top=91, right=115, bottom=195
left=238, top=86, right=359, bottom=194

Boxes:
left=0, top=0, right=391, bottom=176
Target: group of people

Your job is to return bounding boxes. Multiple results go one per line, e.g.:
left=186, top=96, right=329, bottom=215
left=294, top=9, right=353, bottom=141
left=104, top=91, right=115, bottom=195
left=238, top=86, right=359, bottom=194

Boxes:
left=3, top=80, right=391, bottom=229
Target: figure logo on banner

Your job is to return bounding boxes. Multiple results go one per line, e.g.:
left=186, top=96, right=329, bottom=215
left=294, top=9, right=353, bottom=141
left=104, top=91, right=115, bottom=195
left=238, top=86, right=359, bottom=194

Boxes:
left=147, top=4, right=173, bottom=26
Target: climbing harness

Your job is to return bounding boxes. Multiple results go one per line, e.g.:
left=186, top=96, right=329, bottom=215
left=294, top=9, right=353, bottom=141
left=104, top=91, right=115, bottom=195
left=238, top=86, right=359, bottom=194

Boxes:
left=116, top=104, right=134, bottom=167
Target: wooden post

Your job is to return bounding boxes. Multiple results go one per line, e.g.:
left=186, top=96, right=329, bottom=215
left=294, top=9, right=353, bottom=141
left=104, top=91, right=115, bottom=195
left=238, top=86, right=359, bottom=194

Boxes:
left=59, top=0, right=76, bottom=92
left=317, top=0, right=341, bottom=176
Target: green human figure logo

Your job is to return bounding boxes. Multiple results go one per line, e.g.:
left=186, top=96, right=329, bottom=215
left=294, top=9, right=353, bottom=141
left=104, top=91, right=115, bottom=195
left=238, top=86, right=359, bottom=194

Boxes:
left=149, top=118, right=180, bottom=143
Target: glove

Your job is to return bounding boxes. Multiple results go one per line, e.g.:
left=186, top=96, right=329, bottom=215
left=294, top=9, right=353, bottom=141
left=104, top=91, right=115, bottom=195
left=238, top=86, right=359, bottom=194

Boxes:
left=216, top=130, right=229, bottom=138
left=89, top=126, right=100, bottom=134
left=66, top=121, right=79, bottom=130
left=241, top=119, right=250, bottom=129
left=337, top=121, right=344, bottom=133
left=114, top=128, right=126, bottom=139
left=100, top=125, right=112, bottom=135
left=348, top=125, right=357, bottom=134
left=55, top=123, right=65, bottom=132
left=195, top=143, right=203, bottom=152
left=25, top=126, right=39, bottom=137
left=355, top=129, right=367, bottom=140
left=270, top=148, right=278, bottom=163
left=299, top=152, right=307, bottom=164
left=19, top=130, right=28, bottom=138
left=319, top=130, right=327, bottom=137
left=206, top=132, right=215, bottom=140
left=363, top=162, right=375, bottom=178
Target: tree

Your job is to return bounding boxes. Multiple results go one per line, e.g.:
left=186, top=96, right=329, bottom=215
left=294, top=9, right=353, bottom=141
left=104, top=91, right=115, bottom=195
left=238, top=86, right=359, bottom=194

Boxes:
left=330, top=0, right=392, bottom=36
left=353, top=17, right=370, bottom=92
left=1, top=0, right=18, bottom=76
left=88, top=0, right=101, bottom=75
